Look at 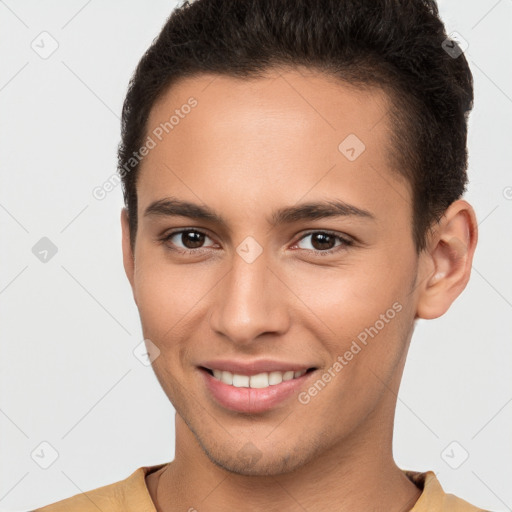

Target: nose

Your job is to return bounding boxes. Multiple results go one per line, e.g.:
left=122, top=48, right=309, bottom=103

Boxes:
left=208, top=249, right=291, bottom=344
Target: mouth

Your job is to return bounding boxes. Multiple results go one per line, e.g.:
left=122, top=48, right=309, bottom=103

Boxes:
left=198, top=365, right=318, bottom=413
left=199, top=366, right=317, bottom=389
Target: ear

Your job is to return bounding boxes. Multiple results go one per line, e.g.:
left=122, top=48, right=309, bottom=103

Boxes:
left=121, top=207, right=136, bottom=294
left=416, top=199, right=478, bottom=320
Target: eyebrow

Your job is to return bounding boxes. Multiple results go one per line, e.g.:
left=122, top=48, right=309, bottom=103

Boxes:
left=143, top=196, right=375, bottom=227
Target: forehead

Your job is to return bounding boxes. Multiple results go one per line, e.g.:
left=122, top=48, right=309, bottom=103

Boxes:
left=136, top=67, right=410, bottom=226
left=147, top=67, right=392, bottom=151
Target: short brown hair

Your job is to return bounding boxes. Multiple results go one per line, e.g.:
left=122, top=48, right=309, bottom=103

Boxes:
left=118, top=0, right=474, bottom=253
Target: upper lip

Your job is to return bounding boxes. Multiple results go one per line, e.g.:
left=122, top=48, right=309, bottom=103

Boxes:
left=199, top=359, right=317, bottom=376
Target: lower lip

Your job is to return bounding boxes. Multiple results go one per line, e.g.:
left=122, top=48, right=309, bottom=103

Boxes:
left=199, top=367, right=315, bottom=414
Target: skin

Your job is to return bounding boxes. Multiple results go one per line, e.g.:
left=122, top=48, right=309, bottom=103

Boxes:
left=121, top=67, right=478, bottom=511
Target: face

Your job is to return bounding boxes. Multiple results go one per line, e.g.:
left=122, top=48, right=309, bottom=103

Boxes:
left=122, top=68, right=423, bottom=476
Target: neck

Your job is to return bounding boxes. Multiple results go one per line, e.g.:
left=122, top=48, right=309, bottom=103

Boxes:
left=151, top=411, right=421, bottom=512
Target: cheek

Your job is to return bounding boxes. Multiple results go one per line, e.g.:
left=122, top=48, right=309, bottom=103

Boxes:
left=132, top=253, right=216, bottom=344
left=132, top=256, right=182, bottom=336
left=286, top=250, right=415, bottom=386
left=288, top=258, right=409, bottom=334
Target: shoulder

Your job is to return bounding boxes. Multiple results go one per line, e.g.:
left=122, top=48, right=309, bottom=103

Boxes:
left=32, top=464, right=166, bottom=512
left=405, top=469, right=492, bottom=512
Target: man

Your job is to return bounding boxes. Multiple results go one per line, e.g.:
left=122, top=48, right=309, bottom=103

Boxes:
left=35, top=0, right=487, bottom=510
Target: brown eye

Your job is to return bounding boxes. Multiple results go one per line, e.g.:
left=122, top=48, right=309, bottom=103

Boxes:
left=162, top=229, right=216, bottom=253
left=295, top=231, right=353, bottom=254
left=310, top=233, right=336, bottom=250
left=179, top=230, right=206, bottom=249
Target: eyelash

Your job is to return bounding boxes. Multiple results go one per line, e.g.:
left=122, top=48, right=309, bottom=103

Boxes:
left=159, top=228, right=354, bottom=257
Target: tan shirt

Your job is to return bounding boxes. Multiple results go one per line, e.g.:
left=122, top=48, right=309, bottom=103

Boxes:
left=33, top=464, right=488, bottom=511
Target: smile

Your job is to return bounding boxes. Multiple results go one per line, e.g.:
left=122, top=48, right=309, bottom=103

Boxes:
left=208, top=368, right=310, bottom=389
left=199, top=366, right=317, bottom=413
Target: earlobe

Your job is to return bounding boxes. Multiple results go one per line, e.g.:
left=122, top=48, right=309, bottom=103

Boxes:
left=416, top=200, right=478, bottom=320
left=120, top=208, right=136, bottom=292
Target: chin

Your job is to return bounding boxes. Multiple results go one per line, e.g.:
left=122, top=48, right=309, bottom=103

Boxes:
left=198, top=435, right=313, bottom=477
left=209, top=452, right=297, bottom=476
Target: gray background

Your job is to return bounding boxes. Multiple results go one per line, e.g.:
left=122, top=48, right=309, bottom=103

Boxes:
left=1, top=0, right=511, bottom=510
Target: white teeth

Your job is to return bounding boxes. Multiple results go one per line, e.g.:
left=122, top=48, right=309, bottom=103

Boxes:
left=210, top=368, right=308, bottom=388
left=268, top=371, right=283, bottom=385
left=220, top=370, right=233, bottom=385
left=283, top=370, right=295, bottom=381
left=232, top=374, right=250, bottom=387
left=249, top=372, right=269, bottom=388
